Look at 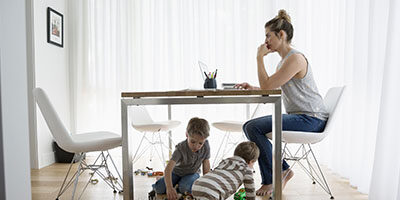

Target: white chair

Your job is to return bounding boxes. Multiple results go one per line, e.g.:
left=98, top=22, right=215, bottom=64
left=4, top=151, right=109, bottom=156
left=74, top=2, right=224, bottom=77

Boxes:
left=130, top=106, right=181, bottom=168
left=267, top=86, right=345, bottom=199
left=33, top=88, right=123, bottom=200
left=211, top=121, right=245, bottom=167
left=211, top=104, right=264, bottom=167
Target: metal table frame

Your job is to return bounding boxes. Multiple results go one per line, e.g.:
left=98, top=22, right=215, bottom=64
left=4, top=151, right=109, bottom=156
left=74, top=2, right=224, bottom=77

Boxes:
left=121, top=95, right=282, bottom=199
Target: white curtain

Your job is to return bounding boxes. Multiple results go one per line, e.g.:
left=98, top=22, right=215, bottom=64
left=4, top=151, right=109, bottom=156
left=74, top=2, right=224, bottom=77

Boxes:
left=69, top=0, right=400, bottom=198
left=368, top=0, right=400, bottom=199
left=69, top=0, right=135, bottom=133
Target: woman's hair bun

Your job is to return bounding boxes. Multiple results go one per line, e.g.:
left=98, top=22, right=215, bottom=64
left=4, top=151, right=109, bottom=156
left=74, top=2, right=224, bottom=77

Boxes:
left=278, top=9, right=291, bottom=23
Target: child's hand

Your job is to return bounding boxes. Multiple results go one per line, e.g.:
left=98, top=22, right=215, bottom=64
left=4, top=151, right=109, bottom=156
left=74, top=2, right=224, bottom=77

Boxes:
left=166, top=187, right=178, bottom=200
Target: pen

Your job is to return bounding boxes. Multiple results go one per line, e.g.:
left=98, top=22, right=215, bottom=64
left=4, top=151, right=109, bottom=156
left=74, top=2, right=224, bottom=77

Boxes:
left=204, top=71, right=209, bottom=79
left=215, top=69, right=218, bottom=78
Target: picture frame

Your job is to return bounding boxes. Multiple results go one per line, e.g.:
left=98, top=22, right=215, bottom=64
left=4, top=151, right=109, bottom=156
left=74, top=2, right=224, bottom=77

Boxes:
left=47, top=7, right=63, bottom=47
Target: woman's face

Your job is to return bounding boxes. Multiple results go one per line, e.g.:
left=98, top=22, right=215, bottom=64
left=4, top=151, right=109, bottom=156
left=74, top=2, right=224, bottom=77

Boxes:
left=264, top=27, right=280, bottom=51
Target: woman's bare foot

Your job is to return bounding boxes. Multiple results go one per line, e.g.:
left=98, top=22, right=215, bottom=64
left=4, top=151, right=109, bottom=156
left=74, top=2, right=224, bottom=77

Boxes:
left=256, top=170, right=294, bottom=196
left=256, top=184, right=273, bottom=196
left=282, top=169, right=294, bottom=190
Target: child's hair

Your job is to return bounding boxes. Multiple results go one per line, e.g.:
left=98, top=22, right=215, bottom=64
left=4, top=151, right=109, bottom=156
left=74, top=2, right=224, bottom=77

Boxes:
left=186, top=117, right=210, bottom=138
left=234, top=141, right=260, bottom=163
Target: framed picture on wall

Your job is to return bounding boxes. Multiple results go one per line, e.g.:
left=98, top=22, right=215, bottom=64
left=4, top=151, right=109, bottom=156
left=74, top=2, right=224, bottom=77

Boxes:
left=47, top=7, right=63, bottom=47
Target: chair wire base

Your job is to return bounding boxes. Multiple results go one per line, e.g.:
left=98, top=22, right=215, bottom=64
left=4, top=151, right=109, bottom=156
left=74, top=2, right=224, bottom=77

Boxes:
left=283, top=144, right=334, bottom=199
left=132, top=131, right=172, bottom=168
left=55, top=151, right=123, bottom=200
left=212, top=131, right=247, bottom=168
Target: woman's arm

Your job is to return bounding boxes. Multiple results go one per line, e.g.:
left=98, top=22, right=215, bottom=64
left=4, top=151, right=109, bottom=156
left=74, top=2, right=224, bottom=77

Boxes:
left=257, top=44, right=306, bottom=90
left=164, top=160, right=178, bottom=200
left=258, top=54, right=306, bottom=90
left=234, top=82, right=260, bottom=90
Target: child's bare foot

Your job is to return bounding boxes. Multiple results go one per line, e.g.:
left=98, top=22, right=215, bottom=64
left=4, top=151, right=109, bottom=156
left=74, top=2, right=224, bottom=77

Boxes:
left=256, top=184, right=273, bottom=196
left=282, top=169, right=294, bottom=190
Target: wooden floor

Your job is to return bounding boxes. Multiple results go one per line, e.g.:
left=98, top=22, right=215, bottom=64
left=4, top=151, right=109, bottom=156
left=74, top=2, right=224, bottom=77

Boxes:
left=31, top=155, right=368, bottom=200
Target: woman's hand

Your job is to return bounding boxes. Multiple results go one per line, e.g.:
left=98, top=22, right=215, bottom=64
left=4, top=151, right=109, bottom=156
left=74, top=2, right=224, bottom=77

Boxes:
left=166, top=186, right=178, bottom=200
left=257, top=43, right=272, bottom=59
left=234, top=82, right=257, bottom=90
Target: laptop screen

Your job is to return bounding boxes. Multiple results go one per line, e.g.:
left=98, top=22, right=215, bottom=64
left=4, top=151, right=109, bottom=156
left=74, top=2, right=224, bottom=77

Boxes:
left=198, top=60, right=209, bottom=80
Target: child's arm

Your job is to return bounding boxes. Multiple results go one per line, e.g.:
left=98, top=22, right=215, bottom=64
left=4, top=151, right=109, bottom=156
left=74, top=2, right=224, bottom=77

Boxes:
left=164, top=160, right=178, bottom=200
left=243, top=171, right=256, bottom=200
left=202, top=159, right=210, bottom=175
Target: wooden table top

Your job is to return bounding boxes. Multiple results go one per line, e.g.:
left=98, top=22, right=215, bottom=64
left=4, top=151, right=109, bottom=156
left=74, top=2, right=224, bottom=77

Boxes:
left=121, top=89, right=281, bottom=98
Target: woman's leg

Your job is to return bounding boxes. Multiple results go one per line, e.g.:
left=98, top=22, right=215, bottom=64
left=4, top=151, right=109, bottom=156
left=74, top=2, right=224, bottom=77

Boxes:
left=243, top=115, right=275, bottom=185
left=243, top=114, right=326, bottom=186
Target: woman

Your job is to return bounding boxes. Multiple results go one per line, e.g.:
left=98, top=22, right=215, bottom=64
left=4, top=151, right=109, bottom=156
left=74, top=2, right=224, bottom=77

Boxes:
left=235, top=9, right=329, bottom=196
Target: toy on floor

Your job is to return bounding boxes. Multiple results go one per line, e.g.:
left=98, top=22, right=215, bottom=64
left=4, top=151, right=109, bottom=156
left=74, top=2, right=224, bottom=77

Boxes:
left=150, top=193, right=193, bottom=200
left=134, top=169, right=148, bottom=176
left=135, top=166, right=164, bottom=177
left=153, top=171, right=164, bottom=176
left=148, top=171, right=164, bottom=177
left=234, top=188, right=246, bottom=200
left=177, top=192, right=194, bottom=200
left=148, top=185, right=194, bottom=200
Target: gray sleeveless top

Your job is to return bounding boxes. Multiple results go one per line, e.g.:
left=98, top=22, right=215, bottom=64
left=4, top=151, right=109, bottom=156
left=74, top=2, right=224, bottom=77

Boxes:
left=277, top=49, right=329, bottom=120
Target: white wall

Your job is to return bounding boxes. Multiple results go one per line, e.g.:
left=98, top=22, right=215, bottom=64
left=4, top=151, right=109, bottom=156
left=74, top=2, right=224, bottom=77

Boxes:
left=33, top=0, right=70, bottom=168
left=0, top=0, right=32, bottom=198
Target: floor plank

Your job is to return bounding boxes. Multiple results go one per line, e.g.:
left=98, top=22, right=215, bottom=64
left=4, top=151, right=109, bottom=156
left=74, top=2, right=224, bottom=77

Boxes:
left=31, top=154, right=368, bottom=200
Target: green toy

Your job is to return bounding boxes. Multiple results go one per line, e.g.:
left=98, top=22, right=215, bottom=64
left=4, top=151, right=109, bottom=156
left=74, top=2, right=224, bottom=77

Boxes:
left=233, top=188, right=246, bottom=200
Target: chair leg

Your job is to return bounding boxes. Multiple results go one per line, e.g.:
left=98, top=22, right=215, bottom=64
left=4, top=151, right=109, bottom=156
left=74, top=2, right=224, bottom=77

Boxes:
left=82, top=152, right=123, bottom=193
left=55, top=152, right=124, bottom=200
left=304, top=145, right=316, bottom=184
left=101, top=152, right=119, bottom=193
left=220, top=132, right=232, bottom=159
left=107, top=150, right=123, bottom=189
left=56, top=154, right=80, bottom=199
left=132, top=131, right=171, bottom=168
left=158, top=132, right=166, bottom=167
left=77, top=162, right=98, bottom=200
left=212, top=131, right=229, bottom=167
left=307, top=144, right=334, bottom=199
left=71, top=153, right=85, bottom=200
left=283, top=144, right=334, bottom=199
left=132, top=131, right=148, bottom=163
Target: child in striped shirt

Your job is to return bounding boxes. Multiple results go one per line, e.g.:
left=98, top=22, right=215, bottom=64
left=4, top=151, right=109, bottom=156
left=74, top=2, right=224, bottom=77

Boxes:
left=192, top=141, right=260, bottom=200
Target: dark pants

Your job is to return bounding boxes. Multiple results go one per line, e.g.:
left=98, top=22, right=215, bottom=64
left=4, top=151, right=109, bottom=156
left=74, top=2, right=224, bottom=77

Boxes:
left=243, top=114, right=327, bottom=185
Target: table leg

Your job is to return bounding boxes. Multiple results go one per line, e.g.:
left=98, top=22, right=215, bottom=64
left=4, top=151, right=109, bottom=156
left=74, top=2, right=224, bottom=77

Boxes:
left=122, top=101, right=134, bottom=199
left=168, top=105, right=172, bottom=159
left=246, top=104, right=250, bottom=120
left=272, top=99, right=282, bottom=200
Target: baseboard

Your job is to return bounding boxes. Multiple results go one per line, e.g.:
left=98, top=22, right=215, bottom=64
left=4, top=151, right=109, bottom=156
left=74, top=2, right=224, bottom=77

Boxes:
left=39, top=151, right=55, bottom=169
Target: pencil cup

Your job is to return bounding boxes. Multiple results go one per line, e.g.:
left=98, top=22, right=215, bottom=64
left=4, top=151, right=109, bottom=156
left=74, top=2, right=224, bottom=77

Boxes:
left=204, top=78, right=217, bottom=89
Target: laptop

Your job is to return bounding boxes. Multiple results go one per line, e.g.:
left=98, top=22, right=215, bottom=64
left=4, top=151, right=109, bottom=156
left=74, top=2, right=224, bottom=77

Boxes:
left=222, top=83, right=237, bottom=89
left=198, top=61, right=239, bottom=89
left=198, top=60, right=209, bottom=80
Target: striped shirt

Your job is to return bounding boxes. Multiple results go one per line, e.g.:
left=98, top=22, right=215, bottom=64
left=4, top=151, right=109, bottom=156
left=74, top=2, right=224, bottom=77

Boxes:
left=192, top=156, right=255, bottom=200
